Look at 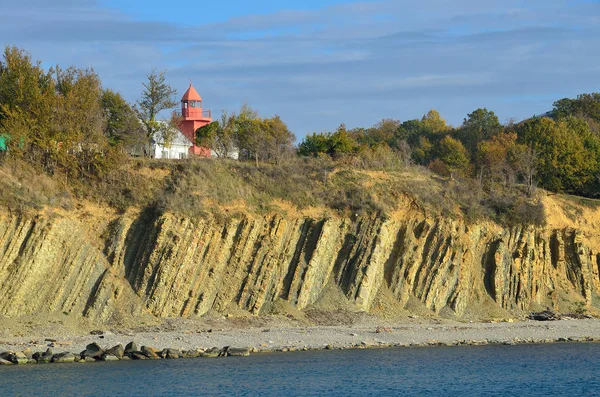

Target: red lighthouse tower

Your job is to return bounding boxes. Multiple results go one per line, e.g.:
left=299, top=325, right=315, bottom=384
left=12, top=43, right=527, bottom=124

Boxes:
left=179, top=83, right=212, bottom=156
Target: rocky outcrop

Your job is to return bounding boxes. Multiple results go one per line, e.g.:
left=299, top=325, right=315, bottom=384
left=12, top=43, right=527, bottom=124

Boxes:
left=1, top=203, right=599, bottom=323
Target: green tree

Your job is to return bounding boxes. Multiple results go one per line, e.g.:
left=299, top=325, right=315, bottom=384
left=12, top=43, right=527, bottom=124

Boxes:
left=553, top=93, right=600, bottom=123
left=298, top=132, right=331, bottom=157
left=436, top=136, right=470, bottom=179
left=421, top=109, right=450, bottom=133
left=263, top=115, right=296, bottom=164
left=477, top=132, right=522, bottom=186
left=135, top=69, right=177, bottom=151
left=516, top=117, right=598, bottom=194
left=196, top=110, right=237, bottom=159
left=460, top=108, right=503, bottom=156
left=101, top=89, right=144, bottom=149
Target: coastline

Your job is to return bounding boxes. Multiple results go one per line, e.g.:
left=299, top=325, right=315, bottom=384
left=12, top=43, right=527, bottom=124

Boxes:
left=2, top=318, right=600, bottom=363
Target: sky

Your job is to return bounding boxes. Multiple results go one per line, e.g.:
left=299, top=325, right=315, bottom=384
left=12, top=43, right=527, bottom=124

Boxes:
left=1, top=0, right=599, bottom=138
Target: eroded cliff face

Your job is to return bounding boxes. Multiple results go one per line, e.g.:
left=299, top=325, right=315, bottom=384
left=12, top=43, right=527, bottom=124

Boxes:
left=1, top=199, right=599, bottom=324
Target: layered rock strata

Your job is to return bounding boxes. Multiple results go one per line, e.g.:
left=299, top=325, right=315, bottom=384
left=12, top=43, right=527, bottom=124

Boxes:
left=0, top=205, right=598, bottom=323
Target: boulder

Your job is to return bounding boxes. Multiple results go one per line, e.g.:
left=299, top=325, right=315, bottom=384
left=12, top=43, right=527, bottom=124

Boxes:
left=141, top=346, right=160, bottom=359
left=105, top=344, right=124, bottom=359
left=160, top=348, right=181, bottom=359
left=124, top=342, right=138, bottom=354
left=51, top=352, right=76, bottom=363
left=0, top=358, right=13, bottom=365
left=201, top=348, right=221, bottom=358
left=227, top=348, right=250, bottom=357
left=14, top=351, right=29, bottom=364
left=130, top=353, right=148, bottom=360
left=182, top=350, right=201, bottom=358
left=219, top=346, right=230, bottom=357
left=82, top=342, right=104, bottom=360
left=0, top=352, right=16, bottom=364
left=22, top=348, right=34, bottom=360
left=100, top=354, right=120, bottom=362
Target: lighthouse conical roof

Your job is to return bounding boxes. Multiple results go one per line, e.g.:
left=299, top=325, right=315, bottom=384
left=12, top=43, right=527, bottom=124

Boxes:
left=181, top=84, right=202, bottom=101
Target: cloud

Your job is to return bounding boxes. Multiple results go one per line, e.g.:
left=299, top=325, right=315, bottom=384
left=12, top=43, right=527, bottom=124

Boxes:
left=1, top=0, right=599, bottom=136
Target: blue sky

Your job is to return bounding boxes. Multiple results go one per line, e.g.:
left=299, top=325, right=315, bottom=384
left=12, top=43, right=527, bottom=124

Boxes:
left=1, top=0, right=599, bottom=138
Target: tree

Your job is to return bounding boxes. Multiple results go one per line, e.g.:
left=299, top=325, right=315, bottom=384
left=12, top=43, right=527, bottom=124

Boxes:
left=460, top=108, right=503, bottom=156
left=263, top=115, right=295, bottom=164
left=234, top=103, right=265, bottom=166
left=101, top=89, right=144, bottom=149
left=436, top=136, right=470, bottom=179
left=421, top=109, right=449, bottom=133
left=553, top=93, right=600, bottom=123
left=196, top=110, right=237, bottom=158
left=477, top=132, right=521, bottom=186
left=516, top=117, right=598, bottom=194
left=298, top=132, right=331, bottom=157
left=135, top=69, right=177, bottom=152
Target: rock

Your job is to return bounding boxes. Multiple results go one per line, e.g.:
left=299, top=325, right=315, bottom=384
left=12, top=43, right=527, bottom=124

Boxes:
left=100, top=354, right=120, bottom=361
left=528, top=310, right=561, bottom=321
left=141, top=346, right=160, bottom=359
left=90, top=330, right=104, bottom=335
left=182, top=350, right=201, bottom=358
left=375, top=326, right=393, bottom=334
left=130, top=353, right=148, bottom=360
left=124, top=342, right=138, bottom=354
left=201, top=348, right=220, bottom=358
left=0, top=358, right=13, bottom=365
left=84, top=357, right=96, bottom=363
left=22, top=348, right=33, bottom=360
left=105, top=344, right=124, bottom=359
left=14, top=351, right=29, bottom=364
left=82, top=342, right=104, bottom=360
left=32, top=348, right=54, bottom=363
left=0, top=352, right=17, bottom=364
left=51, top=352, right=75, bottom=363
left=219, top=346, right=230, bottom=357
left=227, top=348, right=250, bottom=357
left=160, top=348, right=181, bottom=359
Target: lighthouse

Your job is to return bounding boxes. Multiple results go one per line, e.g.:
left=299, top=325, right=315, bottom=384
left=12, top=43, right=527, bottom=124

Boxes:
left=178, top=83, right=212, bottom=156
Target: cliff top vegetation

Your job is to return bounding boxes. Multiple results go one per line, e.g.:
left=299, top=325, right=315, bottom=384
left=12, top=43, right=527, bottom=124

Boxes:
left=1, top=45, right=600, bottom=226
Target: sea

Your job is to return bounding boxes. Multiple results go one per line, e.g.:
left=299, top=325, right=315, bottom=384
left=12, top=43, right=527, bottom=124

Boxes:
left=1, top=343, right=599, bottom=396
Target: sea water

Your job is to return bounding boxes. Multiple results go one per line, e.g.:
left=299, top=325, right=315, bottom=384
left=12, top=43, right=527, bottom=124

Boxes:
left=1, top=343, right=599, bottom=396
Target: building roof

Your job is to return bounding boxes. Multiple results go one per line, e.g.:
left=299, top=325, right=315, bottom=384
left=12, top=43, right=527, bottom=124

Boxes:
left=181, top=84, right=202, bottom=102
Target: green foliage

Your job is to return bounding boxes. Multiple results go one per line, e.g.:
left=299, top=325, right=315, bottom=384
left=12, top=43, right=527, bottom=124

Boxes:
left=134, top=69, right=177, bottom=145
left=459, top=108, right=503, bottom=156
left=516, top=116, right=599, bottom=194
left=553, top=93, right=600, bottom=123
left=436, top=136, right=470, bottom=178
left=101, top=89, right=144, bottom=148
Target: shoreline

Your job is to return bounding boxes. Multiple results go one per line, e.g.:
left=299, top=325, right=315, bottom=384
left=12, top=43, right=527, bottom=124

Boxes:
left=3, top=318, right=600, bottom=365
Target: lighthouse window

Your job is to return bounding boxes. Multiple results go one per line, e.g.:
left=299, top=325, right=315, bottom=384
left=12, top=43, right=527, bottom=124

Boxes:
left=190, top=101, right=196, bottom=108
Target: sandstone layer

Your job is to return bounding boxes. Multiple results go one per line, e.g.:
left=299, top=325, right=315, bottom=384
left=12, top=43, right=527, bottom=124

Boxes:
left=1, top=197, right=599, bottom=325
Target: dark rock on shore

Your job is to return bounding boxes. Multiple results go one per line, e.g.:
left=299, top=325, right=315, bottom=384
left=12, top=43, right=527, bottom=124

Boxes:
left=141, top=346, right=160, bottom=359
left=528, top=310, right=561, bottom=321
left=82, top=342, right=104, bottom=360
left=201, top=348, right=221, bottom=358
left=51, top=352, right=75, bottom=363
left=228, top=348, right=251, bottom=357
left=160, top=348, right=181, bottom=359
left=105, top=344, right=124, bottom=359
left=0, top=358, right=13, bottom=365
left=124, top=342, right=138, bottom=354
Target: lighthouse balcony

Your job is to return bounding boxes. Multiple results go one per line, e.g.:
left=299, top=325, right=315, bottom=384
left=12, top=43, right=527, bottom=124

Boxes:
left=182, top=109, right=212, bottom=119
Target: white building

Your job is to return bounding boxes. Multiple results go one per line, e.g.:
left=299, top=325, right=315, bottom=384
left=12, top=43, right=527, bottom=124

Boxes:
left=151, top=127, right=192, bottom=160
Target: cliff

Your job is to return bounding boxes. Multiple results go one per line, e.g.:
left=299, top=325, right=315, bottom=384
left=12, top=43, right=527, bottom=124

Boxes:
left=1, top=193, right=599, bottom=326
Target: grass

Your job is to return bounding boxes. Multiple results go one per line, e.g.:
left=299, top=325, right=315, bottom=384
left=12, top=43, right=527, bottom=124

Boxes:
left=0, top=155, right=555, bottom=226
